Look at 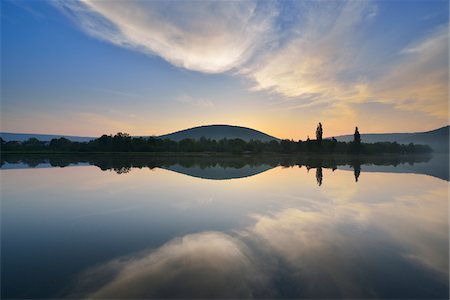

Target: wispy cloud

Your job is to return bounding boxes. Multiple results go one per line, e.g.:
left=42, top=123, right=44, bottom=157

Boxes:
left=245, top=1, right=447, bottom=119
left=52, top=0, right=448, bottom=120
left=52, top=0, right=277, bottom=73
left=244, top=2, right=377, bottom=99
left=370, top=25, right=449, bottom=118
left=175, top=95, right=214, bottom=108
left=76, top=112, right=137, bottom=134
left=90, top=87, right=144, bottom=99
left=7, top=0, right=46, bottom=20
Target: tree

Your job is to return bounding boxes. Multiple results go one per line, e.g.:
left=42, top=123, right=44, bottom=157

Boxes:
left=351, top=126, right=362, bottom=154
left=1, top=127, right=433, bottom=155
left=330, top=137, right=337, bottom=153
left=354, top=126, right=361, bottom=145
left=316, top=122, right=323, bottom=145
left=49, top=137, right=72, bottom=151
left=306, top=136, right=312, bottom=152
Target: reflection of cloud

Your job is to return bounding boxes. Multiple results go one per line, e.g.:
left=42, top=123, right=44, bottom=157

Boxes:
left=372, top=187, right=449, bottom=275
left=68, top=232, right=270, bottom=299
left=66, top=174, right=448, bottom=298
left=247, top=184, right=449, bottom=284
left=245, top=208, right=374, bottom=298
left=243, top=188, right=448, bottom=297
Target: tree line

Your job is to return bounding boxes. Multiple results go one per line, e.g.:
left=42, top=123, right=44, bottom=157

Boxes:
left=1, top=124, right=432, bottom=154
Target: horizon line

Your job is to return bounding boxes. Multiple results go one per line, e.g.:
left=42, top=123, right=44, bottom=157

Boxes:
left=1, top=124, right=448, bottom=140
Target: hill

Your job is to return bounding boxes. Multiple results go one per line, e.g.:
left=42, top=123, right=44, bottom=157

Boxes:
left=333, top=126, right=449, bottom=152
left=0, top=132, right=95, bottom=142
left=158, top=125, right=278, bottom=142
left=2, top=125, right=447, bottom=151
left=1, top=125, right=278, bottom=143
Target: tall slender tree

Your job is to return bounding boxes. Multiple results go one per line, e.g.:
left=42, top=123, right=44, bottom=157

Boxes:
left=316, top=122, right=323, bottom=145
left=354, top=126, right=361, bottom=145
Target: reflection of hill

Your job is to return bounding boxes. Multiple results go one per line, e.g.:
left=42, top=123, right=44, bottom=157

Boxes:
left=164, top=164, right=274, bottom=180
left=1, top=153, right=446, bottom=181
left=338, top=154, right=448, bottom=181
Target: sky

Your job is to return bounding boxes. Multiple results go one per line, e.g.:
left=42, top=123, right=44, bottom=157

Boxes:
left=1, top=0, right=449, bottom=140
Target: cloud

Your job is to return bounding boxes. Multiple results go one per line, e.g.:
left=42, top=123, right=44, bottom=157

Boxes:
left=244, top=2, right=376, bottom=99
left=76, top=112, right=137, bottom=134
left=369, top=25, right=449, bottom=118
left=176, top=95, right=214, bottom=108
left=244, top=1, right=448, bottom=119
left=7, top=0, right=46, bottom=20
left=90, top=87, right=143, bottom=99
left=52, top=0, right=277, bottom=73
left=52, top=0, right=448, bottom=119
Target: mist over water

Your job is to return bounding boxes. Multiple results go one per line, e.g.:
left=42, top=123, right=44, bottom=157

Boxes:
left=1, top=155, right=448, bottom=299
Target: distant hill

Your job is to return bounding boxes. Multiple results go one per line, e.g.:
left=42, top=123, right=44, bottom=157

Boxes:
left=333, top=126, right=449, bottom=152
left=0, top=132, right=95, bottom=142
left=1, top=125, right=278, bottom=143
left=158, top=125, right=279, bottom=142
left=3, top=125, right=447, bottom=151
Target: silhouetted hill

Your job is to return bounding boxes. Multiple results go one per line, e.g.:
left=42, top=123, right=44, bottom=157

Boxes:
left=0, top=132, right=95, bottom=142
left=333, top=126, right=449, bottom=152
left=3, top=125, right=447, bottom=152
left=158, top=125, right=278, bottom=142
left=1, top=125, right=277, bottom=142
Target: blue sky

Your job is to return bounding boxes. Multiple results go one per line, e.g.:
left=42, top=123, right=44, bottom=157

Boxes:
left=1, top=0, right=448, bottom=139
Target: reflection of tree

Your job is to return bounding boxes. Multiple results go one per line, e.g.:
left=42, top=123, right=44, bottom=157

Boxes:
left=1, top=153, right=436, bottom=181
left=114, top=167, right=131, bottom=174
left=353, top=164, right=361, bottom=182
left=315, top=167, right=323, bottom=186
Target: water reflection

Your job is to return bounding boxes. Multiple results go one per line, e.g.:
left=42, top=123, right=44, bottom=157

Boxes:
left=65, top=182, right=449, bottom=299
left=316, top=166, right=323, bottom=186
left=2, top=153, right=447, bottom=182
left=1, top=155, right=448, bottom=299
left=354, top=164, right=361, bottom=182
left=66, top=232, right=269, bottom=299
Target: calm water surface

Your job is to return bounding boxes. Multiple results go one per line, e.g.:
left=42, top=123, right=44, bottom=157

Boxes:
left=1, top=155, right=449, bottom=299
